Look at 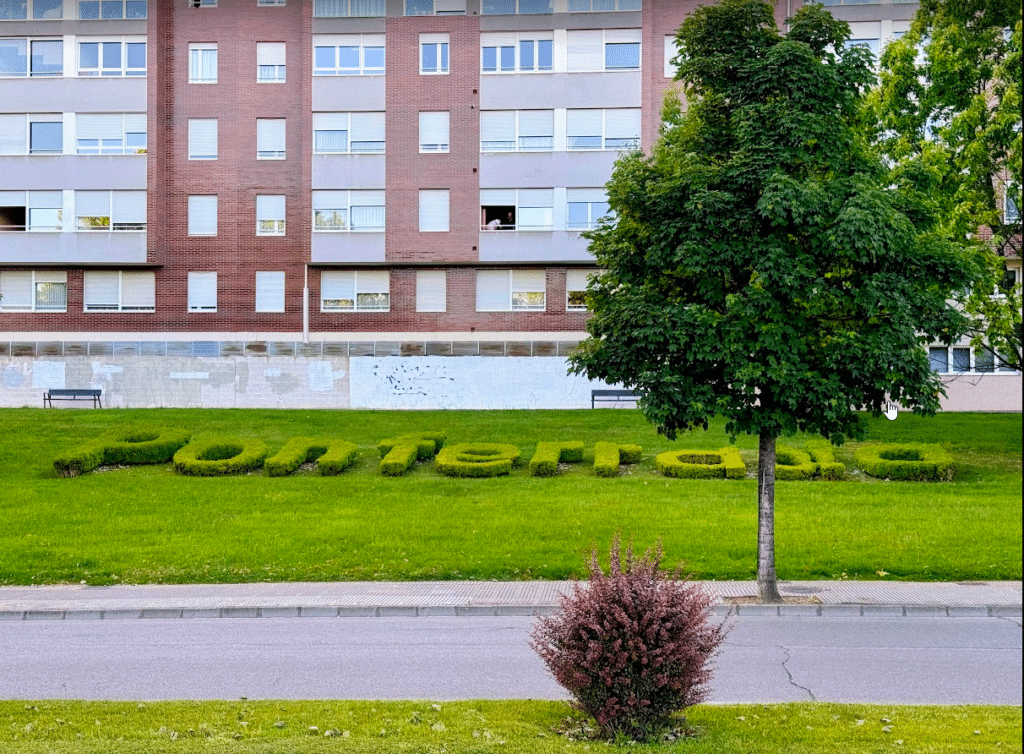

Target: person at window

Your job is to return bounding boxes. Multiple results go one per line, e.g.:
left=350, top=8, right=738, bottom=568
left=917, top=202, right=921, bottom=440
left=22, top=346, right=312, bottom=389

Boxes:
left=486, top=216, right=501, bottom=231
left=501, top=211, right=514, bottom=230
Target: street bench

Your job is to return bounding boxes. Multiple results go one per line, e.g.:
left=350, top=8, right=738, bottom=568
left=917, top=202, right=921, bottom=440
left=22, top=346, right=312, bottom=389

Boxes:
left=43, top=388, right=103, bottom=409
left=591, top=389, right=640, bottom=408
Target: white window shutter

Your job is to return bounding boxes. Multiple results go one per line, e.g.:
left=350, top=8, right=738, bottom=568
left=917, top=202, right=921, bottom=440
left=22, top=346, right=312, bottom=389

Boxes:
left=566, top=109, right=602, bottom=137
left=257, top=195, right=286, bottom=221
left=255, top=271, right=286, bottom=312
left=567, top=30, right=603, bottom=71
left=358, top=270, right=389, bottom=295
left=605, top=108, right=641, bottom=139
left=0, top=114, right=27, bottom=154
left=321, top=270, right=355, bottom=308
left=77, top=113, right=121, bottom=141
left=0, top=271, right=34, bottom=310
left=313, top=112, right=348, bottom=130
left=476, top=269, right=510, bottom=311
left=567, top=188, right=607, bottom=203
left=512, top=269, right=546, bottom=293
left=124, top=113, right=146, bottom=134
left=480, top=188, right=516, bottom=205
left=419, top=189, right=450, bottom=232
left=76, top=191, right=110, bottom=216
left=112, top=191, right=146, bottom=224
left=517, top=189, right=553, bottom=207
left=518, top=110, right=554, bottom=137
left=257, top=42, right=286, bottom=66
left=416, top=270, right=446, bottom=312
left=121, top=271, right=155, bottom=310
left=605, top=28, right=641, bottom=43
left=481, top=32, right=516, bottom=47
left=188, top=195, right=217, bottom=235
left=84, top=271, right=121, bottom=310
left=480, top=111, right=515, bottom=144
left=257, top=119, right=286, bottom=153
left=313, top=190, right=348, bottom=210
left=565, top=268, right=590, bottom=291
left=349, top=112, right=384, bottom=142
left=187, top=271, right=217, bottom=311
left=29, top=191, right=62, bottom=209
left=419, top=111, right=449, bottom=149
left=188, top=119, right=217, bottom=158
left=435, top=0, right=465, bottom=11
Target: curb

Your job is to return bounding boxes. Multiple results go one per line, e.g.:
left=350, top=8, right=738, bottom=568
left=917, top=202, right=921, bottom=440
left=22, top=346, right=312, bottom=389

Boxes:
left=0, top=603, right=1019, bottom=622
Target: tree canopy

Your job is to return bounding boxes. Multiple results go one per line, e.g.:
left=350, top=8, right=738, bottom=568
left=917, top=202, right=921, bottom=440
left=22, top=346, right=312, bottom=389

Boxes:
left=568, top=0, right=980, bottom=599
left=871, top=0, right=1022, bottom=368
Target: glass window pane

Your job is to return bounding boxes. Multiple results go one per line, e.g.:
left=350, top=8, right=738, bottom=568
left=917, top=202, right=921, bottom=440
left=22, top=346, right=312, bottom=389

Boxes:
left=537, top=39, right=552, bottom=70
left=928, top=347, right=948, bottom=372
left=127, top=43, right=146, bottom=70
left=952, top=347, right=970, bottom=372
left=364, top=46, right=384, bottom=72
left=31, top=40, right=63, bottom=76
left=481, top=0, right=514, bottom=13
left=974, top=347, right=995, bottom=373
left=0, top=39, right=28, bottom=76
left=34, top=0, right=63, bottom=18
left=482, top=47, right=496, bottom=71
left=102, top=42, right=121, bottom=71
left=79, top=1, right=100, bottom=19
left=29, top=208, right=62, bottom=230
left=518, top=0, right=551, bottom=12
left=315, top=129, right=347, bottom=152
left=126, top=0, right=146, bottom=18
left=567, top=202, right=588, bottom=229
left=439, top=43, right=448, bottom=71
left=605, top=42, right=639, bottom=69
left=337, top=46, right=359, bottom=69
left=567, top=0, right=589, bottom=9
left=500, top=45, right=514, bottom=71
left=421, top=43, right=436, bottom=71
left=80, top=42, right=99, bottom=69
left=519, top=40, right=534, bottom=70
left=314, top=46, right=335, bottom=71
left=35, top=282, right=67, bottom=310
left=0, top=1, right=28, bottom=20
left=30, top=122, right=62, bottom=154
left=406, top=0, right=431, bottom=13
left=101, top=0, right=123, bottom=18
left=593, top=0, right=613, bottom=9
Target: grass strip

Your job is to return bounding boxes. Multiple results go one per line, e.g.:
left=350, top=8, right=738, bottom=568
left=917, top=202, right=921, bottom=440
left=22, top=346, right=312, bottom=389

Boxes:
left=0, top=409, right=1019, bottom=585
left=1, top=700, right=1019, bottom=753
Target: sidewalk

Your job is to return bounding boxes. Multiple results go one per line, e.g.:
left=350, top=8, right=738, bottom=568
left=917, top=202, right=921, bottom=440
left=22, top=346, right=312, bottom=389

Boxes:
left=0, top=581, right=1019, bottom=621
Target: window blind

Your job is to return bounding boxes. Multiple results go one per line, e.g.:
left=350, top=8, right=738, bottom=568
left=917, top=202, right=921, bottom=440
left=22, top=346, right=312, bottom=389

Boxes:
left=121, top=271, right=155, bottom=310
left=605, top=28, right=641, bottom=43
left=512, top=270, right=545, bottom=293
left=76, top=191, right=110, bottom=216
left=565, top=269, right=590, bottom=291
left=567, top=188, right=607, bottom=203
left=257, top=119, right=286, bottom=155
left=416, top=270, right=446, bottom=312
left=567, top=30, right=603, bottom=70
left=256, top=42, right=286, bottom=66
left=567, top=109, right=602, bottom=137
left=518, top=110, right=553, bottom=137
left=480, top=111, right=515, bottom=150
left=187, top=272, right=217, bottom=311
left=419, top=189, right=449, bottom=232
left=476, top=270, right=510, bottom=311
left=188, top=195, right=217, bottom=235
left=257, top=195, right=286, bottom=221
left=255, top=271, right=285, bottom=312
left=112, top=191, right=146, bottom=224
left=188, top=118, right=217, bottom=158
left=77, top=113, right=122, bottom=140
left=321, top=271, right=355, bottom=307
left=0, top=114, right=26, bottom=154
left=0, top=272, right=33, bottom=309
left=480, top=188, right=515, bottom=205
left=605, top=109, right=641, bottom=139
left=83, top=271, right=120, bottom=310
left=419, top=111, right=449, bottom=149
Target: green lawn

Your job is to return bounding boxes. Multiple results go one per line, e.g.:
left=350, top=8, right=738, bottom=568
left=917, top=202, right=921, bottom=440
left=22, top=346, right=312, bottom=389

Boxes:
left=0, top=701, right=1019, bottom=753
left=0, top=409, right=1019, bottom=585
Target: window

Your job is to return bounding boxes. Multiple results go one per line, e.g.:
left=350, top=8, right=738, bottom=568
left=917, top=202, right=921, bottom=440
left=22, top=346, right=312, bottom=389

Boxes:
left=664, top=34, right=679, bottom=78
left=480, top=110, right=553, bottom=152
left=481, top=32, right=552, bottom=73
left=567, top=29, right=640, bottom=71
left=79, top=39, right=146, bottom=76
left=187, top=271, right=217, bottom=312
left=83, top=271, right=155, bottom=312
left=419, top=111, right=449, bottom=152
left=566, top=189, right=609, bottom=230
left=255, top=271, right=285, bottom=312
left=565, top=269, right=591, bottom=311
left=568, top=0, right=639, bottom=9
left=312, top=190, right=384, bottom=231
left=314, top=35, right=384, bottom=75
left=256, top=195, right=286, bottom=235
left=313, top=0, right=385, bottom=17
left=256, top=118, right=286, bottom=159
left=420, top=33, right=449, bottom=74
left=78, top=113, right=146, bottom=154
left=257, top=0, right=285, bottom=5
left=28, top=115, right=62, bottom=154
left=927, top=346, right=948, bottom=374
left=0, top=39, right=62, bottom=76
left=188, top=195, right=217, bottom=236
left=257, top=42, right=285, bottom=82
left=1006, top=195, right=1020, bottom=224
left=416, top=270, right=446, bottom=312
left=0, top=114, right=26, bottom=154
left=313, top=112, right=384, bottom=153
left=75, top=190, right=146, bottom=231
left=406, top=0, right=464, bottom=14
left=320, top=270, right=389, bottom=311
left=0, top=191, right=63, bottom=231
left=481, top=0, right=551, bottom=14
left=419, top=189, right=449, bottom=232
left=187, top=118, right=217, bottom=159
left=480, top=189, right=552, bottom=230
left=193, top=0, right=216, bottom=6
left=79, top=1, right=148, bottom=19
left=0, top=0, right=61, bottom=19
left=567, top=108, right=640, bottom=150
left=929, top=344, right=1018, bottom=374
left=0, top=271, right=67, bottom=312
left=476, top=269, right=546, bottom=311
left=188, top=43, right=217, bottom=83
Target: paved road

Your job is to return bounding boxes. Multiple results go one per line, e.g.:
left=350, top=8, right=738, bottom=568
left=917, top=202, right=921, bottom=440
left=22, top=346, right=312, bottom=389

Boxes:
left=1, top=615, right=1020, bottom=704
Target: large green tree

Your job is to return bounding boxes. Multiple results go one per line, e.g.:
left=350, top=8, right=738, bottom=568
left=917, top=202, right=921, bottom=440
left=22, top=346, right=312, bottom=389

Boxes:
left=871, top=0, right=1022, bottom=369
left=569, top=0, right=978, bottom=600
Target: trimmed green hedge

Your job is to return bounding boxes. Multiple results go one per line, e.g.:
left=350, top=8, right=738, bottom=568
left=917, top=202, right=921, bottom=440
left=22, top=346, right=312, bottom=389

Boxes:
left=529, top=441, right=585, bottom=477
left=53, top=428, right=192, bottom=477
left=265, top=438, right=359, bottom=477
left=173, top=437, right=268, bottom=477
left=377, top=432, right=446, bottom=477
left=806, top=440, right=846, bottom=480
left=656, top=447, right=745, bottom=479
left=855, top=443, right=955, bottom=481
left=435, top=443, right=522, bottom=478
left=593, top=442, right=643, bottom=477
left=775, top=446, right=817, bottom=481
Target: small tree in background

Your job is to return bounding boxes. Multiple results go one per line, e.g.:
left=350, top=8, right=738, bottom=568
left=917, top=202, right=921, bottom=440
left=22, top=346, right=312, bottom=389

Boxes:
left=530, top=537, right=727, bottom=743
left=569, top=0, right=980, bottom=601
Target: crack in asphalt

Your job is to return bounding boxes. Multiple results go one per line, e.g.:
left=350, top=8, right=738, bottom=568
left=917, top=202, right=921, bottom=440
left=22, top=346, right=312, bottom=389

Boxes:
left=997, top=616, right=1023, bottom=629
left=779, top=645, right=815, bottom=701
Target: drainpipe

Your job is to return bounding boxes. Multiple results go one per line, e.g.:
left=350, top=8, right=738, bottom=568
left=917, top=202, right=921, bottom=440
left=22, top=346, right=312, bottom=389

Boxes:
left=302, top=263, right=309, bottom=345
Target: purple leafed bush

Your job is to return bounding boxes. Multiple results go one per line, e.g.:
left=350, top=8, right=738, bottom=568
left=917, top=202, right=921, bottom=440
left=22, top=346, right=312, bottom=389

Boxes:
left=530, top=536, right=728, bottom=742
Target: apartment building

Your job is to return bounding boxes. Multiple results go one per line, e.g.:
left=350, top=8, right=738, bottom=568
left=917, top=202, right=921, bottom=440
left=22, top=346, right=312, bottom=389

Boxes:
left=0, top=0, right=1018, bottom=410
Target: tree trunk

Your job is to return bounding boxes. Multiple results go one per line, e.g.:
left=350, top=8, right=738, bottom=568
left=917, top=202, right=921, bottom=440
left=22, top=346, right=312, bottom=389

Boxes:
left=757, top=431, right=782, bottom=602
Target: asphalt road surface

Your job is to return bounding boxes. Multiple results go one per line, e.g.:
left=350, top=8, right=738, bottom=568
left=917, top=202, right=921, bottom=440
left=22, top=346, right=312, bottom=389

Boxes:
left=1, top=615, right=1020, bottom=704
